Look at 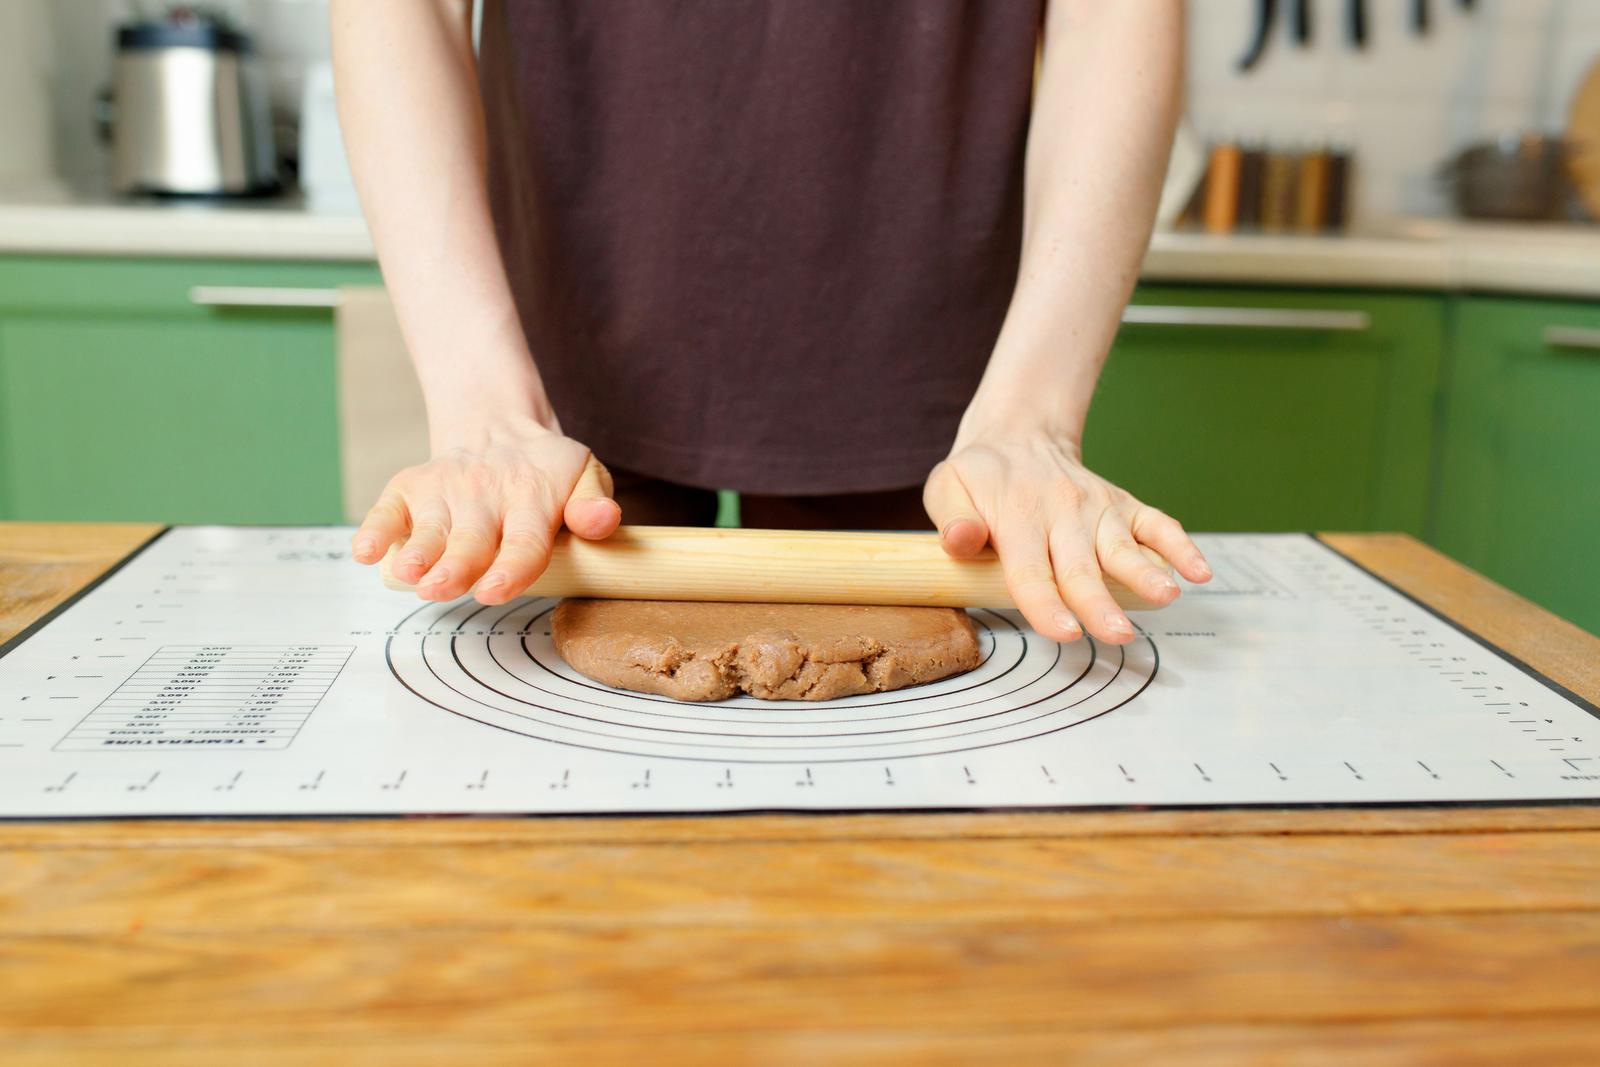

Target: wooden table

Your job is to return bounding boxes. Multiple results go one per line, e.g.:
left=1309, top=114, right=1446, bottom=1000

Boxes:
left=2, top=523, right=1598, bottom=1065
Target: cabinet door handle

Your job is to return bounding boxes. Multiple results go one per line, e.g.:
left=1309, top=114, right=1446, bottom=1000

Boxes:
left=189, top=286, right=342, bottom=308
left=1543, top=326, right=1600, bottom=351
left=1121, top=305, right=1371, bottom=331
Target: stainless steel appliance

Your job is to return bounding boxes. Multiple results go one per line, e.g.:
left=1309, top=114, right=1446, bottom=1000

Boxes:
left=1437, top=134, right=1575, bottom=222
left=102, top=14, right=278, bottom=197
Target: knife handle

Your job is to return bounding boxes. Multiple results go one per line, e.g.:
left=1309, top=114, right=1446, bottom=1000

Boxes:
left=1349, top=0, right=1368, bottom=47
left=1238, top=0, right=1279, bottom=70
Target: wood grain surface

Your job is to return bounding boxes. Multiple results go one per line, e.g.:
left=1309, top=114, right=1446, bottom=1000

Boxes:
left=380, top=524, right=1164, bottom=610
left=2, top=522, right=1598, bottom=1066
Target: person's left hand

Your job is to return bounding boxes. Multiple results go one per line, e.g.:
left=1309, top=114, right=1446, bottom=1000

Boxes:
left=924, top=429, right=1212, bottom=645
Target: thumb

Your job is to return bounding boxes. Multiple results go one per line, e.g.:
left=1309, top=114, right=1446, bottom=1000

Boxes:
left=923, top=461, right=990, bottom=559
left=563, top=454, right=621, bottom=540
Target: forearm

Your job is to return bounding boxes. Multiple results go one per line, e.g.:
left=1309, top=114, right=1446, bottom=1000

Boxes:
left=959, top=0, right=1182, bottom=447
left=331, top=0, right=553, bottom=449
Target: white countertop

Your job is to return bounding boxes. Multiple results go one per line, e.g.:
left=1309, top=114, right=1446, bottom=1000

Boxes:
left=0, top=183, right=375, bottom=262
left=2, top=184, right=1598, bottom=297
left=1141, top=222, right=1600, bottom=298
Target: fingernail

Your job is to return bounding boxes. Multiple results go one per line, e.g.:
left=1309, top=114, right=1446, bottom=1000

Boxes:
left=479, top=572, right=506, bottom=593
left=418, top=568, right=448, bottom=588
left=1052, top=611, right=1082, bottom=637
left=1150, top=574, right=1180, bottom=595
left=1194, top=557, right=1213, bottom=579
left=354, top=538, right=376, bottom=557
left=1105, top=612, right=1134, bottom=636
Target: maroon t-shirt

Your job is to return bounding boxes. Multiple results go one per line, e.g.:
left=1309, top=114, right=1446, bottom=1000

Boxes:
left=478, top=0, right=1042, bottom=493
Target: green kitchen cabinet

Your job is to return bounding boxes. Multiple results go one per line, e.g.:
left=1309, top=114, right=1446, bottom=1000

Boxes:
left=0, top=255, right=380, bottom=523
left=1085, top=286, right=1445, bottom=535
left=1431, top=295, right=1600, bottom=636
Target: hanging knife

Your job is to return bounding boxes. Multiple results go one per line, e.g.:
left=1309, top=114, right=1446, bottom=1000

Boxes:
left=1413, top=0, right=1430, bottom=35
left=1348, top=0, right=1367, bottom=49
left=1291, top=0, right=1312, bottom=46
left=1237, top=0, right=1278, bottom=71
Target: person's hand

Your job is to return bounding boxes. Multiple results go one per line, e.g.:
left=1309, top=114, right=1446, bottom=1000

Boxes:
left=924, top=430, right=1211, bottom=645
left=349, top=416, right=620, bottom=605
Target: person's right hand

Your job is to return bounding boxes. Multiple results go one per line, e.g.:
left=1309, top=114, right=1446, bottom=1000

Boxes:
left=349, top=417, right=620, bottom=605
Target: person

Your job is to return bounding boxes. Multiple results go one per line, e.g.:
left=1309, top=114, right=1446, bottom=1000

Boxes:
left=331, top=0, right=1212, bottom=647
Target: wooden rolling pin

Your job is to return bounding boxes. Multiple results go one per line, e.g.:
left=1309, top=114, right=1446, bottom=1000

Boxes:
left=380, top=526, right=1170, bottom=611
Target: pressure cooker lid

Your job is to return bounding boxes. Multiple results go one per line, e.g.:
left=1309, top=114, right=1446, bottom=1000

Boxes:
left=117, top=19, right=253, bottom=54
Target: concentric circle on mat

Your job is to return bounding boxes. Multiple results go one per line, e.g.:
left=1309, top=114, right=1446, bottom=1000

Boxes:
left=386, top=598, right=1157, bottom=763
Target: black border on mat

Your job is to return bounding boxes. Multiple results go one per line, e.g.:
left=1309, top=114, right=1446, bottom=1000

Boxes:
left=0, top=527, right=1596, bottom=821
left=0, top=526, right=173, bottom=662
left=1311, top=533, right=1600, bottom=722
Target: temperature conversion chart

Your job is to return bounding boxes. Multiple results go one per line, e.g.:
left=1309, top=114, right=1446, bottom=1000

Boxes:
left=0, top=527, right=1595, bottom=817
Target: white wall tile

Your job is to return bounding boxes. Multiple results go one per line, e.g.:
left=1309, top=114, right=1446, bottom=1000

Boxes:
left=0, top=2, right=56, bottom=181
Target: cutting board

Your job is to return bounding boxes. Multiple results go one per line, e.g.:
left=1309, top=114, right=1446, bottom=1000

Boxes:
left=1567, top=58, right=1600, bottom=221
